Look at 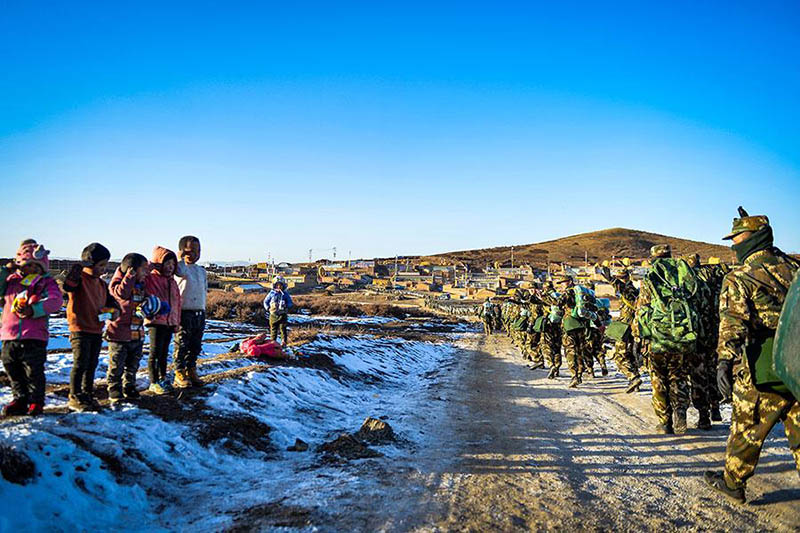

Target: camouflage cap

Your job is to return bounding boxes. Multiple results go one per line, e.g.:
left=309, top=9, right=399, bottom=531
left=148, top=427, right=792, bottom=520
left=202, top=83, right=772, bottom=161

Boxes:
left=723, top=214, right=770, bottom=240
left=650, top=244, right=671, bottom=258
left=613, top=269, right=630, bottom=279
left=682, top=253, right=700, bottom=268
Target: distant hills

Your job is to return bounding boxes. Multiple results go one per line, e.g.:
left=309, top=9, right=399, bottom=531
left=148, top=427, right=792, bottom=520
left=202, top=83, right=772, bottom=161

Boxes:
left=418, top=228, right=734, bottom=268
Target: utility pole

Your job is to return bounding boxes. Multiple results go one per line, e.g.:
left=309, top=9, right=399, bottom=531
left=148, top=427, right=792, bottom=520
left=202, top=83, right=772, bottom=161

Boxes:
left=309, top=249, right=312, bottom=263
left=333, top=247, right=337, bottom=259
left=511, top=246, right=514, bottom=269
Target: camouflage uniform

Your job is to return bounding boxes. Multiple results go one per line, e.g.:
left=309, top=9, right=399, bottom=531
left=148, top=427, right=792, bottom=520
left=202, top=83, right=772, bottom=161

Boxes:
left=512, top=305, right=531, bottom=359
left=684, top=254, right=715, bottom=427
left=538, top=286, right=563, bottom=377
left=610, top=276, right=642, bottom=383
left=586, top=307, right=609, bottom=376
left=557, top=282, right=589, bottom=386
left=715, top=240, right=800, bottom=489
left=480, top=301, right=495, bottom=335
left=633, top=244, right=691, bottom=432
left=528, top=297, right=546, bottom=366
left=696, top=262, right=730, bottom=418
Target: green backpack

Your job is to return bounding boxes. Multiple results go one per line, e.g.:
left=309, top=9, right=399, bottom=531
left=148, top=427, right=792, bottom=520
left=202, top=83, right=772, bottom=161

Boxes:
left=636, top=258, right=702, bottom=354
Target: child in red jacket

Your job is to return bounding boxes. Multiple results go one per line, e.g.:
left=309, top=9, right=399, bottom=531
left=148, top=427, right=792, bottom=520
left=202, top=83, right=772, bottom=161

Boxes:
left=63, top=243, right=119, bottom=412
left=144, top=246, right=181, bottom=394
left=105, top=253, right=150, bottom=403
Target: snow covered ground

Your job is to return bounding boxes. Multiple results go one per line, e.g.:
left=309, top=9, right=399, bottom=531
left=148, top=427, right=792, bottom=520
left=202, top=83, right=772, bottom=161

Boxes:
left=0, top=316, right=465, bottom=532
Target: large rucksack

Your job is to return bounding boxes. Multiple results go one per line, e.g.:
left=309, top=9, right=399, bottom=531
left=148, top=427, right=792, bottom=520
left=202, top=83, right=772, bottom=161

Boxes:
left=773, top=269, right=800, bottom=400
left=636, top=258, right=701, bottom=354
left=571, top=285, right=597, bottom=320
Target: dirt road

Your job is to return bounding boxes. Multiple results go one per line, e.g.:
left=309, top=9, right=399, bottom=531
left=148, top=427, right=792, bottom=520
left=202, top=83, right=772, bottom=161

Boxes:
left=345, top=332, right=800, bottom=532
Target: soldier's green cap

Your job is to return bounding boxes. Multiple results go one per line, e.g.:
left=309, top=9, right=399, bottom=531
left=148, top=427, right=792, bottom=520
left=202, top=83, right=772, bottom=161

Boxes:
left=682, top=253, right=700, bottom=268
left=723, top=214, right=770, bottom=240
left=650, top=244, right=671, bottom=258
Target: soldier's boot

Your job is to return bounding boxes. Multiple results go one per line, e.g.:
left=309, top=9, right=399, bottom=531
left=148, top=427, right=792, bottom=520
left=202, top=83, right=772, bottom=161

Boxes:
left=711, top=407, right=722, bottom=422
left=568, top=377, right=579, bottom=388
left=530, top=361, right=545, bottom=370
left=547, top=367, right=557, bottom=379
left=697, top=411, right=712, bottom=430
left=673, top=410, right=688, bottom=435
left=625, top=376, right=643, bottom=394
left=600, top=364, right=608, bottom=377
left=655, top=423, right=674, bottom=435
left=703, top=471, right=745, bottom=504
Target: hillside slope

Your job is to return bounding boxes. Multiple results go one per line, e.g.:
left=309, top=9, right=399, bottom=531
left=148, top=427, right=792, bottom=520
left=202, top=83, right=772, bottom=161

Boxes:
left=421, top=228, right=733, bottom=267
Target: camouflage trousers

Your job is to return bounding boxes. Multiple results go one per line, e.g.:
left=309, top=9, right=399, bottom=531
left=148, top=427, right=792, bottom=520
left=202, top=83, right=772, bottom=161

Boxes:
left=648, top=352, right=690, bottom=427
left=724, top=374, right=800, bottom=487
left=563, top=329, right=588, bottom=379
left=584, top=328, right=607, bottom=375
left=688, top=351, right=712, bottom=417
left=482, top=319, right=493, bottom=335
left=540, top=323, right=562, bottom=369
left=611, top=337, right=640, bottom=381
left=512, top=330, right=529, bottom=358
left=528, top=331, right=543, bottom=364
left=704, top=349, right=721, bottom=412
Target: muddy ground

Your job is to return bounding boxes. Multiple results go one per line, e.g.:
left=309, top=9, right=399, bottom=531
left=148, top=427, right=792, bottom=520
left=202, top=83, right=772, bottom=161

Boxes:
left=245, top=332, right=800, bottom=532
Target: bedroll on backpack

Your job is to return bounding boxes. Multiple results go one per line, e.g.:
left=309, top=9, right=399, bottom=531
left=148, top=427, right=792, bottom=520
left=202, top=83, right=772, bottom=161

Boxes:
left=571, top=285, right=597, bottom=321
left=636, top=258, right=701, bottom=354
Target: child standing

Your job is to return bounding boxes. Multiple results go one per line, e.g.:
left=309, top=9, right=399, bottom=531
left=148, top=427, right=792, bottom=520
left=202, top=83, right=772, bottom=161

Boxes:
left=105, top=253, right=150, bottom=403
left=144, top=246, right=181, bottom=394
left=262, top=276, right=293, bottom=347
left=0, top=241, right=62, bottom=416
left=63, top=243, right=119, bottom=411
left=173, top=236, right=207, bottom=389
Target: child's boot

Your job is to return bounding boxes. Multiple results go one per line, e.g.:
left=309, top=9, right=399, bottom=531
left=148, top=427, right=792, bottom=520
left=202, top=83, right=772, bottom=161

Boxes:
left=173, top=369, right=192, bottom=389
left=2, top=398, right=28, bottom=417
left=188, top=368, right=204, bottom=387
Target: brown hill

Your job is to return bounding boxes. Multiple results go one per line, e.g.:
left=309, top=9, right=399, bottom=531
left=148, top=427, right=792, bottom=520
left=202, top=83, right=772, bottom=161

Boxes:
left=419, top=228, right=734, bottom=268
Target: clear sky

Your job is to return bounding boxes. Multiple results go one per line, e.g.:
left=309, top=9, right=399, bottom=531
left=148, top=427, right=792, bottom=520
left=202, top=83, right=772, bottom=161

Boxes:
left=2, top=2, right=799, bottom=263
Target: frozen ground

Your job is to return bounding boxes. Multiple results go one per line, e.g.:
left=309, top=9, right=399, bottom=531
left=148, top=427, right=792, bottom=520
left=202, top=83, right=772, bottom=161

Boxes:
left=2, top=318, right=798, bottom=532
left=0, top=316, right=464, bottom=532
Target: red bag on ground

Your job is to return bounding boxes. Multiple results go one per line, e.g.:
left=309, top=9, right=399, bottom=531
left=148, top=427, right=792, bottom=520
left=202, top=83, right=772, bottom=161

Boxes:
left=240, top=334, right=285, bottom=359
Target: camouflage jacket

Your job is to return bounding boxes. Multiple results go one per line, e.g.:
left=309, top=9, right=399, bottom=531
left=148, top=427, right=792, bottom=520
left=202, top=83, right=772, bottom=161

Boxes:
left=717, top=249, right=799, bottom=373
left=610, top=278, right=638, bottom=324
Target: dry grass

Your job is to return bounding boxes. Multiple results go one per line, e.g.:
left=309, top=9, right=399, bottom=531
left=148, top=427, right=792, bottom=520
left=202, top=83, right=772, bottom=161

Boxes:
left=207, top=291, right=437, bottom=327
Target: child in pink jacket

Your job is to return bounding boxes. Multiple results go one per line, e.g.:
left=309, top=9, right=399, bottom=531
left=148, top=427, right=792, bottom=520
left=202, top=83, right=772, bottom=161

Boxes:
left=144, top=246, right=181, bottom=394
left=1, top=240, right=63, bottom=416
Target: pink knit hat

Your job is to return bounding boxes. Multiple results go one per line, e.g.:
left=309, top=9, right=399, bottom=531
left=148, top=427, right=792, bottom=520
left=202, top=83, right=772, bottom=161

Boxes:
left=16, top=241, right=50, bottom=272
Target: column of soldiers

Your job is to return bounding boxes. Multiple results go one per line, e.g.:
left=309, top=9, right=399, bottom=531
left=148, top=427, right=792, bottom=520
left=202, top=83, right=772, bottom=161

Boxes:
left=478, top=208, right=800, bottom=504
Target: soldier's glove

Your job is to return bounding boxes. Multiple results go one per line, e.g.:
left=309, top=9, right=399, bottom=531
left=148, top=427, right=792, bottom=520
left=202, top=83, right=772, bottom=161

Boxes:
left=717, top=359, right=734, bottom=403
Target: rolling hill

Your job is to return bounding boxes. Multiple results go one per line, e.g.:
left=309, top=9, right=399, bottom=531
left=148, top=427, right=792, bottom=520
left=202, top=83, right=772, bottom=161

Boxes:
left=419, top=228, right=734, bottom=268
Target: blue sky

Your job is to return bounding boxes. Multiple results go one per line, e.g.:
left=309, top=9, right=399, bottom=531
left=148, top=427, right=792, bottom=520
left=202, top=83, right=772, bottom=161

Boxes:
left=2, top=2, right=799, bottom=262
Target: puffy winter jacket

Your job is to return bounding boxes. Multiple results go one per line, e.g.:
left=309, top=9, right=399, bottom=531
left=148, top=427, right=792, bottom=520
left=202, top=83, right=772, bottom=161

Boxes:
left=144, top=246, right=181, bottom=328
left=106, top=267, right=148, bottom=342
left=0, top=267, right=63, bottom=342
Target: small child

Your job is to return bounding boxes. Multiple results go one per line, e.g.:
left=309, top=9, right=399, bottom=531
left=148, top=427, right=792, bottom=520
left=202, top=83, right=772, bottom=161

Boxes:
left=105, top=253, right=150, bottom=403
left=173, top=235, right=208, bottom=389
left=0, top=240, right=62, bottom=416
left=144, top=246, right=181, bottom=394
left=262, top=276, right=293, bottom=347
left=63, top=243, right=119, bottom=412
